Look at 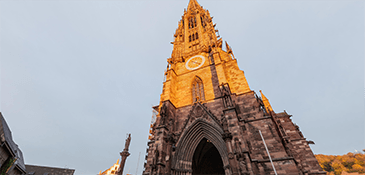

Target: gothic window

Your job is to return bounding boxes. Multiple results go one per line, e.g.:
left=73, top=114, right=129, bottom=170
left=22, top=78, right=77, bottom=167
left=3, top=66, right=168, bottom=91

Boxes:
left=188, top=17, right=197, bottom=29
left=192, top=18, right=195, bottom=29
left=192, top=76, right=205, bottom=102
left=192, top=33, right=195, bottom=41
left=195, top=32, right=198, bottom=40
left=200, top=16, right=205, bottom=28
left=189, top=35, right=192, bottom=42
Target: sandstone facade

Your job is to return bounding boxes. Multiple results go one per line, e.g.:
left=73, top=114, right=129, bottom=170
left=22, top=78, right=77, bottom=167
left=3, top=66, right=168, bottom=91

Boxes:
left=143, top=1, right=325, bottom=174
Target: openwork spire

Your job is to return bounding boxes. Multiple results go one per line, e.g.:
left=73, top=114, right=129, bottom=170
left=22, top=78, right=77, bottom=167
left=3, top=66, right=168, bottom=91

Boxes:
left=187, top=0, right=201, bottom=11
left=170, top=0, right=220, bottom=64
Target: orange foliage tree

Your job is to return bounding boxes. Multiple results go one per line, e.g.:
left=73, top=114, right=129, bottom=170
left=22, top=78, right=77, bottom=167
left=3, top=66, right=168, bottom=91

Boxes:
left=315, top=152, right=365, bottom=175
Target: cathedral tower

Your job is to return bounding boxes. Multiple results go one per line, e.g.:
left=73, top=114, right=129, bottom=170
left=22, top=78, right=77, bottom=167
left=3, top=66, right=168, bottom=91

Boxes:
left=143, top=0, right=325, bottom=174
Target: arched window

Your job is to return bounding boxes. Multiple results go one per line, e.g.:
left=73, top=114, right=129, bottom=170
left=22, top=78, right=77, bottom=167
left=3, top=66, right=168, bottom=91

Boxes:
left=192, top=77, right=205, bottom=102
left=200, top=16, right=205, bottom=28
left=195, top=32, right=198, bottom=40
left=192, top=33, right=195, bottom=41
left=188, top=17, right=197, bottom=29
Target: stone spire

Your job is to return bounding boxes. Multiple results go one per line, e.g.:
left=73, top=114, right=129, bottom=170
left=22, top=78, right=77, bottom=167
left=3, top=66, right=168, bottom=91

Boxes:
left=260, top=90, right=273, bottom=112
left=187, top=0, right=201, bottom=11
left=170, top=0, right=219, bottom=63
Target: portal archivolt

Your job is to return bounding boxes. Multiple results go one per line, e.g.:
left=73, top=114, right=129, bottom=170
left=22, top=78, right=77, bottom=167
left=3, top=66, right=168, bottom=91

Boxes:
left=172, top=119, right=229, bottom=174
left=192, top=138, right=225, bottom=175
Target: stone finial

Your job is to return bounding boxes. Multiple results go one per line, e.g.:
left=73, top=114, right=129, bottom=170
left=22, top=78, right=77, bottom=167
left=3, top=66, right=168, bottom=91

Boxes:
left=259, top=90, right=273, bottom=112
left=187, top=0, right=201, bottom=11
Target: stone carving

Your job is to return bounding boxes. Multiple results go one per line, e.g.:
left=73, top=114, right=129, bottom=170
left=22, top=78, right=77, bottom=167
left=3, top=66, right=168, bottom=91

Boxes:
left=154, top=150, right=160, bottom=166
left=219, top=83, right=233, bottom=108
left=124, top=133, right=131, bottom=151
left=168, top=118, right=174, bottom=132
left=234, top=139, right=242, bottom=155
left=222, top=132, right=233, bottom=141
left=225, top=41, right=236, bottom=59
left=239, top=157, right=248, bottom=174
left=220, top=116, right=228, bottom=131
left=160, top=104, right=167, bottom=126
left=208, top=46, right=215, bottom=64
left=195, top=105, right=203, bottom=116
left=228, top=152, right=234, bottom=159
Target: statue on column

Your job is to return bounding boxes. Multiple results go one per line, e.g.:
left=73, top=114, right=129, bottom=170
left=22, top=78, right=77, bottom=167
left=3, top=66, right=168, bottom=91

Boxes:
left=124, top=133, right=131, bottom=151
left=118, top=133, right=131, bottom=175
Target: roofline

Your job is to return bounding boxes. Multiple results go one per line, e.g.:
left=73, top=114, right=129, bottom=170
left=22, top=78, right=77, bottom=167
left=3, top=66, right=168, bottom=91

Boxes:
left=25, top=164, right=76, bottom=171
left=3, top=141, right=16, bottom=157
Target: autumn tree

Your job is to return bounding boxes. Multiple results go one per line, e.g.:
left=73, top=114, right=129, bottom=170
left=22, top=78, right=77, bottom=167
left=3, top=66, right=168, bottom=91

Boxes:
left=315, top=152, right=365, bottom=175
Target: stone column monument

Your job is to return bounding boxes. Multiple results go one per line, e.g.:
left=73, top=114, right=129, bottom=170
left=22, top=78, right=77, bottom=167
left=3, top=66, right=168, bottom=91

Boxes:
left=118, top=133, right=131, bottom=175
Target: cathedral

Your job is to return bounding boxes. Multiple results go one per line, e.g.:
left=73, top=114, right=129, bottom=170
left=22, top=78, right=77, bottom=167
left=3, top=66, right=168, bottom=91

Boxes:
left=142, top=0, right=325, bottom=174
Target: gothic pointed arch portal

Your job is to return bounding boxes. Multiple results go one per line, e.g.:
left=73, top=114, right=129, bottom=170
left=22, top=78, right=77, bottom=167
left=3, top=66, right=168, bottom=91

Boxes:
left=192, top=138, right=225, bottom=175
left=172, top=119, right=231, bottom=175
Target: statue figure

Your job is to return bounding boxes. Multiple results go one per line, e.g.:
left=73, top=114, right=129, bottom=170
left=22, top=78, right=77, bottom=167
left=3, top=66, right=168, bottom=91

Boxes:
left=239, top=157, right=248, bottom=174
left=221, top=116, right=228, bottom=131
left=124, top=133, right=131, bottom=151
left=154, top=150, right=160, bottom=165
left=234, top=139, right=242, bottom=155
left=168, top=118, right=174, bottom=132
left=220, top=84, right=233, bottom=108
left=160, top=104, right=167, bottom=126
left=208, top=46, right=215, bottom=64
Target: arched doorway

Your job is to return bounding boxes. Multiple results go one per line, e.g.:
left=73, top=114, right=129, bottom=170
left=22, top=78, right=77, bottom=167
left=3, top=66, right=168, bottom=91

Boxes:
left=192, top=138, right=225, bottom=175
left=171, top=119, right=230, bottom=174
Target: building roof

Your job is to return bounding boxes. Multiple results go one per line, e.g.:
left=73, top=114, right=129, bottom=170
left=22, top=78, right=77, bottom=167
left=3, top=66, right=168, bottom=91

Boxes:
left=0, top=112, right=26, bottom=172
left=25, top=165, right=75, bottom=175
left=0, top=112, right=17, bottom=155
left=99, top=159, right=120, bottom=175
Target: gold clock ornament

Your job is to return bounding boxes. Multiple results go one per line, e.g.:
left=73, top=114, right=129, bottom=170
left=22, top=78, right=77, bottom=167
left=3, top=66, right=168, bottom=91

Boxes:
left=185, top=55, right=205, bottom=70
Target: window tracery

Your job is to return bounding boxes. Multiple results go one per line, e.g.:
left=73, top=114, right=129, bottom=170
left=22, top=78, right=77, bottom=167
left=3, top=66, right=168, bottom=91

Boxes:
left=188, top=17, right=197, bottom=29
left=188, top=32, right=199, bottom=42
left=192, top=77, right=205, bottom=102
left=200, top=16, right=206, bottom=28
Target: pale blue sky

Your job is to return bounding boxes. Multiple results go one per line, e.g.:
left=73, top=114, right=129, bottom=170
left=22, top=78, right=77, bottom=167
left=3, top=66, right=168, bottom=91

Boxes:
left=0, top=1, right=364, bottom=175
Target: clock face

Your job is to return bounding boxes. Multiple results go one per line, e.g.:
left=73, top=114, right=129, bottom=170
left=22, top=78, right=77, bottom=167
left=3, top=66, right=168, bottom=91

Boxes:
left=185, top=55, right=205, bottom=70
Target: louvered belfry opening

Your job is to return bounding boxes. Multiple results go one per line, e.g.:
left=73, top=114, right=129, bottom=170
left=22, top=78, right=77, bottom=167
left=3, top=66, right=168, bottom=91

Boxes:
left=192, top=138, right=225, bottom=175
